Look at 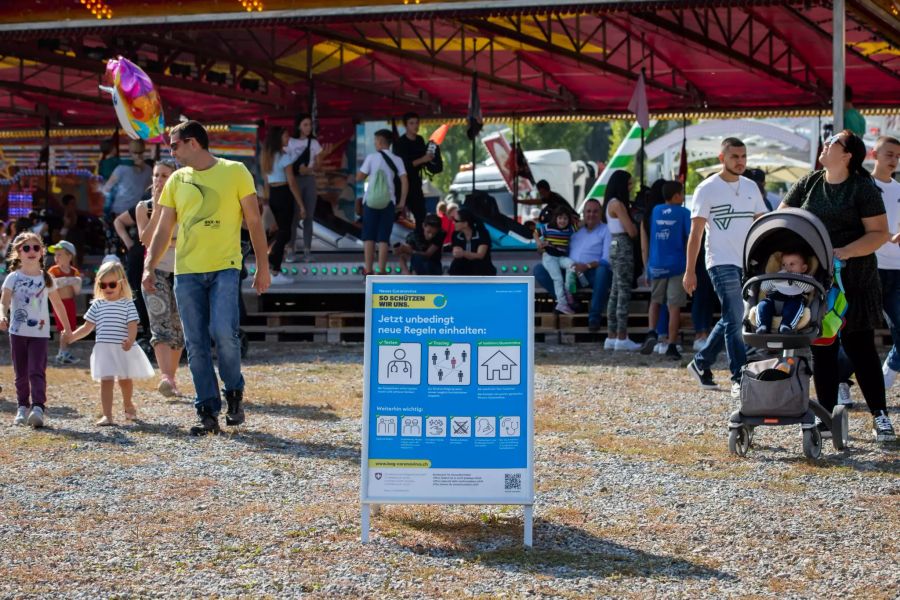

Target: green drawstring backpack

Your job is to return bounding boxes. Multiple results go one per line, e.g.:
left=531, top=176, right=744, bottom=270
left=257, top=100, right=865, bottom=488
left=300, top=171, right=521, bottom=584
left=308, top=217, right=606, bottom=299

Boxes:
left=366, top=168, right=393, bottom=209
left=812, top=259, right=847, bottom=346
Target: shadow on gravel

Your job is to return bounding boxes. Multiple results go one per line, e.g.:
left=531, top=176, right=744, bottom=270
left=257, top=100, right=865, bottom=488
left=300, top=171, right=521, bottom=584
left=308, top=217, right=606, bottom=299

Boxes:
left=775, top=448, right=900, bottom=475
left=0, top=398, right=81, bottom=420
left=130, top=420, right=190, bottom=438
left=247, top=402, right=340, bottom=421
left=394, top=517, right=735, bottom=582
left=224, top=429, right=359, bottom=463
left=43, top=426, right=136, bottom=445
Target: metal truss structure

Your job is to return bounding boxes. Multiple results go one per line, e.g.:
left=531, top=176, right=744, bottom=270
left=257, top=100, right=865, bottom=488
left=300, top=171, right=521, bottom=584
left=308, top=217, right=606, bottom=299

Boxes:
left=0, top=0, right=897, bottom=130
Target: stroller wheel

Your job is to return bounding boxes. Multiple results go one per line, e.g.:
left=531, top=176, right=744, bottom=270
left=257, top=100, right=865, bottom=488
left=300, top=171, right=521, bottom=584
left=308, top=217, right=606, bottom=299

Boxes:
left=729, top=426, right=751, bottom=457
left=802, top=427, right=822, bottom=459
left=830, top=405, right=849, bottom=451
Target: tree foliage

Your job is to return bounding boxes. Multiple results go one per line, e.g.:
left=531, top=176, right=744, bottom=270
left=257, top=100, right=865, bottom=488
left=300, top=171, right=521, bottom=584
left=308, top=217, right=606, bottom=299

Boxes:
left=421, top=121, right=615, bottom=195
left=419, top=123, right=487, bottom=195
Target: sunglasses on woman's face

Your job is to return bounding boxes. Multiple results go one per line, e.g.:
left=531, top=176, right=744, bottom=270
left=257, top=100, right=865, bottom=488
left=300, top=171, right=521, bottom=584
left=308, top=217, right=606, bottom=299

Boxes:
left=99, top=281, right=119, bottom=290
left=825, top=134, right=846, bottom=150
left=20, top=244, right=41, bottom=253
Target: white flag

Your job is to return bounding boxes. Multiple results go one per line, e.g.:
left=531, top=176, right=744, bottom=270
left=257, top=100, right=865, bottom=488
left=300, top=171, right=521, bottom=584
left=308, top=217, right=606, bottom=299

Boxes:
left=628, top=71, right=650, bottom=130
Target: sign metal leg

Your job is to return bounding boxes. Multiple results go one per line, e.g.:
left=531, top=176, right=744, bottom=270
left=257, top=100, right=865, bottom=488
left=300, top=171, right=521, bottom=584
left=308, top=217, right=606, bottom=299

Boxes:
left=523, top=504, right=533, bottom=547
left=361, top=503, right=371, bottom=543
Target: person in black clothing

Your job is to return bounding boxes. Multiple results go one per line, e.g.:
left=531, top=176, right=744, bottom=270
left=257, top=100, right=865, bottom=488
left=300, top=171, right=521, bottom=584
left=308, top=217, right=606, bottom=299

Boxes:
left=112, top=204, right=151, bottom=339
left=391, top=112, right=432, bottom=230
left=521, top=179, right=579, bottom=226
left=780, top=129, right=895, bottom=442
left=396, top=214, right=445, bottom=275
left=449, top=208, right=496, bottom=276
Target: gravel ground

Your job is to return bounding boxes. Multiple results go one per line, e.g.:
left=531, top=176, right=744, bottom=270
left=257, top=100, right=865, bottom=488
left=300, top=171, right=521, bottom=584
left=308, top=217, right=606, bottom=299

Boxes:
left=0, top=341, right=897, bottom=599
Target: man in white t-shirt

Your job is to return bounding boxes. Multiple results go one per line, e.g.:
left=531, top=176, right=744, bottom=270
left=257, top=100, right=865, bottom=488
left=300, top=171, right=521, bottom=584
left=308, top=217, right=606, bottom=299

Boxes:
left=873, top=136, right=900, bottom=388
left=684, top=137, right=768, bottom=396
left=357, top=129, right=408, bottom=275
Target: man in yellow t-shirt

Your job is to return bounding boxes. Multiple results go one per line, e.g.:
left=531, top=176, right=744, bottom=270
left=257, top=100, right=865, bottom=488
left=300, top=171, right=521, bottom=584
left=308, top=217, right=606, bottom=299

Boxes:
left=143, top=120, right=270, bottom=436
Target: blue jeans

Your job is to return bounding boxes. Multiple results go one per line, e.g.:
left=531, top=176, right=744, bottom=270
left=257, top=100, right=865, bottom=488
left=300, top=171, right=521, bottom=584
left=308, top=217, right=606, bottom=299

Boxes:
left=693, top=265, right=746, bottom=383
left=533, top=260, right=612, bottom=325
left=174, top=268, right=245, bottom=416
left=410, top=255, right=443, bottom=275
left=880, top=269, right=900, bottom=372
left=756, top=296, right=804, bottom=331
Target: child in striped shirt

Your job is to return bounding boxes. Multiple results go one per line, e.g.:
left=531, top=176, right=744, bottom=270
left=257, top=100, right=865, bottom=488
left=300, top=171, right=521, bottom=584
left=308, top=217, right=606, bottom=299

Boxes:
left=538, top=206, right=579, bottom=315
left=67, top=261, right=154, bottom=426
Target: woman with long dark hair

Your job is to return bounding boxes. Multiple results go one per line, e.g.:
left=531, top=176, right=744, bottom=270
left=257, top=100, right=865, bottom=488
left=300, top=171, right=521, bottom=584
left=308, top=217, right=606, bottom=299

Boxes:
left=780, top=129, right=895, bottom=442
left=602, top=169, right=640, bottom=351
left=135, top=159, right=184, bottom=396
left=287, top=113, right=323, bottom=262
left=260, top=125, right=303, bottom=285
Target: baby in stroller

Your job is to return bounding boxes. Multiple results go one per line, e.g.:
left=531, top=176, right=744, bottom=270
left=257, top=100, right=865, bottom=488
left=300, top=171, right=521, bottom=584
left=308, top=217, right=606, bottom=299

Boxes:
left=754, top=249, right=814, bottom=335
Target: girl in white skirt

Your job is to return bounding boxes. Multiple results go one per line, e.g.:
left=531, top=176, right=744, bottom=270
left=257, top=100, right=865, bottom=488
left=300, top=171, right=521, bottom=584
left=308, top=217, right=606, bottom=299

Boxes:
left=68, top=261, right=154, bottom=425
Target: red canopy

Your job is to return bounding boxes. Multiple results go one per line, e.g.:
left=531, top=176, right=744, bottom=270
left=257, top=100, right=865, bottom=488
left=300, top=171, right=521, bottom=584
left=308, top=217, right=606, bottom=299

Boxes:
left=0, top=0, right=897, bottom=131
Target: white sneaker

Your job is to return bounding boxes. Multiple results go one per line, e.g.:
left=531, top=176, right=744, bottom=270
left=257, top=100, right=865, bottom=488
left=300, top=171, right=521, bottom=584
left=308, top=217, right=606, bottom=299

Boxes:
left=603, top=337, right=616, bottom=350
left=13, top=406, right=27, bottom=426
left=614, top=338, right=642, bottom=352
left=731, top=381, right=741, bottom=398
left=837, top=382, right=853, bottom=406
left=270, top=273, right=294, bottom=285
left=284, top=252, right=296, bottom=264
left=555, top=301, right=575, bottom=315
left=883, top=362, right=898, bottom=390
left=27, top=406, right=45, bottom=428
left=693, top=338, right=707, bottom=351
left=660, top=343, right=683, bottom=354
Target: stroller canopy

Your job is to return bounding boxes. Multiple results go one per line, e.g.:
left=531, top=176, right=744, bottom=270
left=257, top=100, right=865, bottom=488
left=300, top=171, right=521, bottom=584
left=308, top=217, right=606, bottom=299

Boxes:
left=743, top=208, right=833, bottom=281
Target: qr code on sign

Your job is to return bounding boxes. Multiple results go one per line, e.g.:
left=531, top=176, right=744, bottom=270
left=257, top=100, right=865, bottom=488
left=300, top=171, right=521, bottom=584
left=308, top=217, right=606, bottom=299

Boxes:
left=504, top=473, right=522, bottom=491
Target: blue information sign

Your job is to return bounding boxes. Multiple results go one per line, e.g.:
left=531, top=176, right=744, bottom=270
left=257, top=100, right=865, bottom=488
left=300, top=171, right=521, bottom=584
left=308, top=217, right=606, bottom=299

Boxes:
left=361, top=276, right=534, bottom=506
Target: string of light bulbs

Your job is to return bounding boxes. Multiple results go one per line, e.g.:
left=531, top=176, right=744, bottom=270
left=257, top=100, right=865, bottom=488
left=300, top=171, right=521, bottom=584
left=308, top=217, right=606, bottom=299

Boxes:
left=238, top=0, right=264, bottom=11
left=80, top=0, right=112, bottom=19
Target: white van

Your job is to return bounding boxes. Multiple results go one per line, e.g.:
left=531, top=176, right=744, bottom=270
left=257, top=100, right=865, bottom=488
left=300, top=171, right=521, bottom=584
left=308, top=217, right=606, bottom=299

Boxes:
left=448, top=149, right=576, bottom=221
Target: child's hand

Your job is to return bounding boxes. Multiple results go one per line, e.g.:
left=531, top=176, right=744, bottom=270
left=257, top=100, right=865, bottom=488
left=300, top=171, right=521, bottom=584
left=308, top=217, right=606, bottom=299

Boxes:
left=0, top=317, right=7, bottom=332
left=122, top=338, right=134, bottom=351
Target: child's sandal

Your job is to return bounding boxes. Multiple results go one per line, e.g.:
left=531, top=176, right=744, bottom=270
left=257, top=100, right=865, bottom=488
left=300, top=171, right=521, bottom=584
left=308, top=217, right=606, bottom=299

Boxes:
left=95, top=416, right=114, bottom=427
left=124, top=410, right=137, bottom=422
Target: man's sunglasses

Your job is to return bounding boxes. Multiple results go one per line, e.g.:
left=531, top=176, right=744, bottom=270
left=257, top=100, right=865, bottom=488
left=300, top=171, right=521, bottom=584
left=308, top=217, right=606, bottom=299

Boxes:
left=98, top=281, right=119, bottom=290
left=169, top=137, right=193, bottom=151
left=825, top=134, right=846, bottom=150
left=20, top=244, right=41, bottom=253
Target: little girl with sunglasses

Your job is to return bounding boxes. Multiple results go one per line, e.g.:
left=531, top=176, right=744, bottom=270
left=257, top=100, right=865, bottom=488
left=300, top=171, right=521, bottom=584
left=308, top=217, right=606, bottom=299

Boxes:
left=68, top=261, right=154, bottom=426
left=0, top=233, right=73, bottom=427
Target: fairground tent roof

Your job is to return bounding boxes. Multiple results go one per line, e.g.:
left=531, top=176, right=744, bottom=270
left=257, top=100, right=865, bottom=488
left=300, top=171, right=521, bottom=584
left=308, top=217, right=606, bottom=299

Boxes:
left=0, top=0, right=898, bottom=133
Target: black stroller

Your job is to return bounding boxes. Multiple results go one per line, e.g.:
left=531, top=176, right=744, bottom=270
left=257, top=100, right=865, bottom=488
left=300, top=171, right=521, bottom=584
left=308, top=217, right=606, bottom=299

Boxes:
left=728, top=208, right=848, bottom=459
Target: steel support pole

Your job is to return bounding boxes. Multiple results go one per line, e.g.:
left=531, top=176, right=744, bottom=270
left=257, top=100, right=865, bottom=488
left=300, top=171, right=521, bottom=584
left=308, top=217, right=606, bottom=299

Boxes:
left=833, top=0, right=845, bottom=132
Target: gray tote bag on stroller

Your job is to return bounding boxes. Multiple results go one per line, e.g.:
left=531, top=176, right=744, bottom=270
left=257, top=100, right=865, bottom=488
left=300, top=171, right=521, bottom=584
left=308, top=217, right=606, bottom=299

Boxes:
left=739, top=356, right=811, bottom=418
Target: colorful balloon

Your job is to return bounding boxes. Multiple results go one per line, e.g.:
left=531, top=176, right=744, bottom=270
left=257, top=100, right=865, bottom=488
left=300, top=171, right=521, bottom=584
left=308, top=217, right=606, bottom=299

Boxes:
left=100, top=57, right=165, bottom=142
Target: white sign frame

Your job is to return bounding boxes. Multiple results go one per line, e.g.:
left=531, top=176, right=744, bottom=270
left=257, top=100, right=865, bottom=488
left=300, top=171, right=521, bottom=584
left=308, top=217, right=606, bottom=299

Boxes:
left=360, top=275, right=535, bottom=546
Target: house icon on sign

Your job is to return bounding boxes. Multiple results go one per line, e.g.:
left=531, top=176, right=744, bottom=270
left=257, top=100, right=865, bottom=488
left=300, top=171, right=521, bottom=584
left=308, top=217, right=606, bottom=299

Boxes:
left=480, top=350, right=517, bottom=381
